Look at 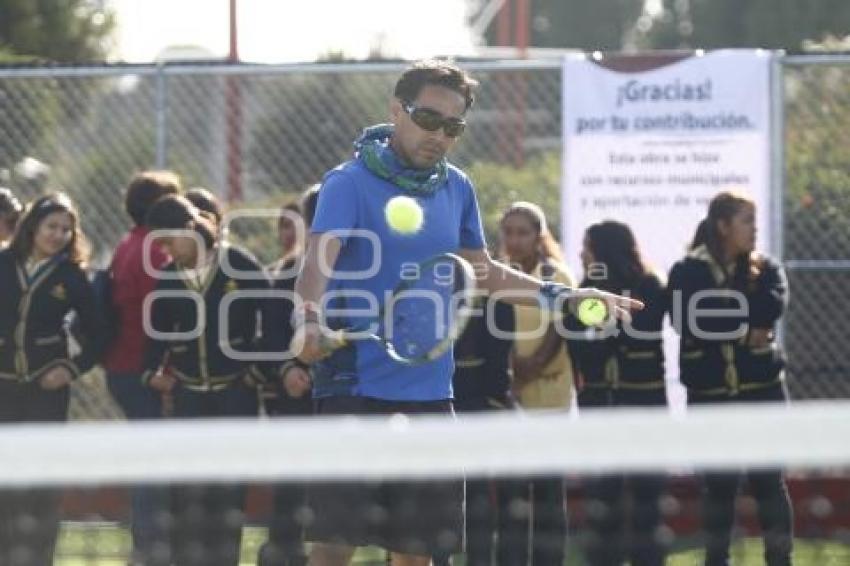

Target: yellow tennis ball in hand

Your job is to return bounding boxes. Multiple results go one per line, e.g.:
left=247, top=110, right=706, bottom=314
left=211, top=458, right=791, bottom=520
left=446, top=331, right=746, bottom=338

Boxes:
left=385, top=195, right=424, bottom=235
left=577, top=297, right=608, bottom=327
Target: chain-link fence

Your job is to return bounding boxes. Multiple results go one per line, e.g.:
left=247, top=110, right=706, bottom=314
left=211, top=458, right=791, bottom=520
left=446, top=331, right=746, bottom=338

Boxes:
left=0, top=61, right=562, bottom=266
left=781, top=56, right=850, bottom=400
left=1, top=57, right=848, bottom=401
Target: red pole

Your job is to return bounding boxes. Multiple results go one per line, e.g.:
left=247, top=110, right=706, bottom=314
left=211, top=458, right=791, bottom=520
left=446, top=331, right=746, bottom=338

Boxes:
left=496, top=0, right=511, bottom=46
left=515, top=0, right=529, bottom=57
left=226, top=0, right=243, bottom=202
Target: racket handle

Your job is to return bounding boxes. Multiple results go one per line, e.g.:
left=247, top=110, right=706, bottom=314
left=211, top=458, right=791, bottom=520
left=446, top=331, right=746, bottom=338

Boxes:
left=317, top=329, right=348, bottom=355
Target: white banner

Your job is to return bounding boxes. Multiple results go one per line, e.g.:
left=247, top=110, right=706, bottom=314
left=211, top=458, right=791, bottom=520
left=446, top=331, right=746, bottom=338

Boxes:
left=561, top=50, right=774, bottom=408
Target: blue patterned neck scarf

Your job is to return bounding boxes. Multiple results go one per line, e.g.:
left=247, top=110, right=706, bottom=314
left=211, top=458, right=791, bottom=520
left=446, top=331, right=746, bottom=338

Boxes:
left=354, top=124, right=448, bottom=196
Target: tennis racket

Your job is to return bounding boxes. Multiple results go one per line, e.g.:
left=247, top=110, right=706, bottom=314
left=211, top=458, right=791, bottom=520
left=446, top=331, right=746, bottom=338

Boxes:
left=316, top=252, right=477, bottom=365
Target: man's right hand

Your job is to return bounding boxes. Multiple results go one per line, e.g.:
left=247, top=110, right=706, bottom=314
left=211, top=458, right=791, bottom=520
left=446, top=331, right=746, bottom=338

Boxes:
left=149, top=371, right=177, bottom=393
left=281, top=365, right=312, bottom=398
left=290, top=321, right=328, bottom=365
left=747, top=328, right=774, bottom=348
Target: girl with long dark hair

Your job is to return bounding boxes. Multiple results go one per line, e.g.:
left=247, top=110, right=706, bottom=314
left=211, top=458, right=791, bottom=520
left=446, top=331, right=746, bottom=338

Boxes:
left=0, top=192, right=105, bottom=564
left=0, top=187, right=23, bottom=246
left=668, top=191, right=793, bottom=566
left=498, top=201, right=574, bottom=566
left=568, top=220, right=668, bottom=566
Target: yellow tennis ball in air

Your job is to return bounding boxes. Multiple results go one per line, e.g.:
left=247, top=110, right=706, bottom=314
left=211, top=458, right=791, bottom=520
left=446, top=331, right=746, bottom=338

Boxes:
left=577, top=298, right=608, bottom=327
left=385, top=195, right=424, bottom=235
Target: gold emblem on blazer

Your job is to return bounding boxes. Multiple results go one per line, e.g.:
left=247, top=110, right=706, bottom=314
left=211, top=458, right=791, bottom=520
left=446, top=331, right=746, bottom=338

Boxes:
left=224, top=279, right=239, bottom=293
left=50, top=283, right=67, bottom=301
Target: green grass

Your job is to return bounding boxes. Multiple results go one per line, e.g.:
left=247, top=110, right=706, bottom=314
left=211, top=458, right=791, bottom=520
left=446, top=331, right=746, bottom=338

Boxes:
left=55, top=523, right=850, bottom=566
left=56, top=523, right=385, bottom=566
left=665, top=538, right=850, bottom=566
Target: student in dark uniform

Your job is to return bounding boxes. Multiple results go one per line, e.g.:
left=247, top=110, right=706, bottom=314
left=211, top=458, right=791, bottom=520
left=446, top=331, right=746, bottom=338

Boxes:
left=0, top=192, right=106, bottom=565
left=567, top=220, right=668, bottom=566
left=185, top=187, right=225, bottom=228
left=258, top=185, right=320, bottom=566
left=668, top=191, right=792, bottom=566
left=444, top=296, right=528, bottom=566
left=141, top=194, right=280, bottom=566
left=0, top=187, right=23, bottom=246
left=499, top=202, right=574, bottom=566
left=103, top=170, right=182, bottom=566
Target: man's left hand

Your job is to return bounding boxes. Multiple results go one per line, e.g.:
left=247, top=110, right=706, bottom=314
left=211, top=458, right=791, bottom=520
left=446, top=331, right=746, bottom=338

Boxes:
left=39, top=366, right=73, bottom=390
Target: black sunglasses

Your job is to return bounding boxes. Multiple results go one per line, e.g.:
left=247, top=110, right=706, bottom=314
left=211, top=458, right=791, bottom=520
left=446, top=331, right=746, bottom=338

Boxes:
left=402, top=103, right=466, bottom=138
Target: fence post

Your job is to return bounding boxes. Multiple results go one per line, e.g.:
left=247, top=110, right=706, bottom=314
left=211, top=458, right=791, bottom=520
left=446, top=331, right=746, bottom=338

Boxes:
left=155, top=62, right=168, bottom=168
left=770, top=52, right=786, bottom=266
left=770, top=52, right=786, bottom=347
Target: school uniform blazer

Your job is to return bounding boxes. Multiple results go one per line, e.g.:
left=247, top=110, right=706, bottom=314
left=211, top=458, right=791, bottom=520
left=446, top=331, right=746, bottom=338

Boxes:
left=667, top=245, right=788, bottom=396
left=268, top=254, right=313, bottom=383
left=567, top=273, right=667, bottom=394
left=0, top=248, right=105, bottom=382
left=452, top=297, right=515, bottom=410
left=141, top=244, right=284, bottom=391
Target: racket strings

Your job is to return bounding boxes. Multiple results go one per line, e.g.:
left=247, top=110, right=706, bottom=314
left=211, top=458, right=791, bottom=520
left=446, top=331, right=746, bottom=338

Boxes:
left=383, top=257, right=474, bottom=362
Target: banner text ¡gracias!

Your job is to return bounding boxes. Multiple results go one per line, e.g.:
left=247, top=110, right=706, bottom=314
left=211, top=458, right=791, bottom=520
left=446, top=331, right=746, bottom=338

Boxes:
left=616, top=78, right=712, bottom=108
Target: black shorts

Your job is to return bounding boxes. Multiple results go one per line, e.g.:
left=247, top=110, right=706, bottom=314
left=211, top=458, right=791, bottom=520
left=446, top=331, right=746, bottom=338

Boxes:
left=305, top=396, right=464, bottom=557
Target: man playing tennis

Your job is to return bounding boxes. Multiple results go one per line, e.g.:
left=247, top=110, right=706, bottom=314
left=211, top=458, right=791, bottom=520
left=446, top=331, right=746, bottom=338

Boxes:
left=292, top=59, right=641, bottom=566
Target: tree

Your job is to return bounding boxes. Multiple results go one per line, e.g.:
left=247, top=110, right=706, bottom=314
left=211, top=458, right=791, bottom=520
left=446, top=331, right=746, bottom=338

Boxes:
left=779, top=63, right=850, bottom=398
left=0, top=0, right=115, bottom=63
left=485, top=0, right=645, bottom=51
left=468, top=152, right=561, bottom=247
left=247, top=70, right=392, bottom=195
left=643, top=0, right=850, bottom=52
left=0, top=0, right=116, bottom=193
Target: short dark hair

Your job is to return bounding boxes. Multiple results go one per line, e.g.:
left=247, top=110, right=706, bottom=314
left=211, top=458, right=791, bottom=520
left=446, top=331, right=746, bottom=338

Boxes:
left=0, top=187, right=23, bottom=230
left=300, top=184, right=321, bottom=228
left=185, top=187, right=224, bottom=225
left=125, top=170, right=183, bottom=226
left=278, top=201, right=301, bottom=230
left=394, top=59, right=477, bottom=111
left=146, top=194, right=217, bottom=249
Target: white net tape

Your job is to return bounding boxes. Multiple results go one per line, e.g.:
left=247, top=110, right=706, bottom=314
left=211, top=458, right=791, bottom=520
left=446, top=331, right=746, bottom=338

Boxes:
left=0, top=401, right=848, bottom=486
